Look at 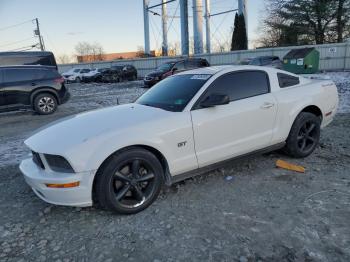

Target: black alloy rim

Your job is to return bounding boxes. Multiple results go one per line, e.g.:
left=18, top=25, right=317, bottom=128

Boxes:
left=112, top=159, right=156, bottom=208
left=297, top=121, right=318, bottom=153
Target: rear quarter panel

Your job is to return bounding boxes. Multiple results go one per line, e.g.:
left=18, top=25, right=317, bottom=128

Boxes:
left=270, top=76, right=338, bottom=144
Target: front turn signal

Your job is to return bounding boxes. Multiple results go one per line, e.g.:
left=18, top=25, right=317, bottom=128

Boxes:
left=46, top=181, right=80, bottom=188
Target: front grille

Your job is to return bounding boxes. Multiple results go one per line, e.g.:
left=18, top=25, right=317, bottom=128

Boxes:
left=32, top=151, right=45, bottom=169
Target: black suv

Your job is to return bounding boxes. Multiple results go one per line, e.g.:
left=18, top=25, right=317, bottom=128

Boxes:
left=102, top=65, right=138, bottom=83
left=144, top=58, right=210, bottom=87
left=0, top=66, right=70, bottom=115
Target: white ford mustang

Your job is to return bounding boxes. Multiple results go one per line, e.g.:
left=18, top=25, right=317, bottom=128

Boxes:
left=20, top=65, right=338, bottom=214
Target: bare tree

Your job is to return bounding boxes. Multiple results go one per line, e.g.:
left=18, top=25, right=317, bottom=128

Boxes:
left=75, top=41, right=105, bottom=62
left=136, top=46, right=145, bottom=57
left=57, top=54, right=71, bottom=64
left=168, top=42, right=180, bottom=56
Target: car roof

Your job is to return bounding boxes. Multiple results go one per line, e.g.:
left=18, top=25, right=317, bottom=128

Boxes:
left=177, top=65, right=279, bottom=76
left=253, top=56, right=279, bottom=59
left=0, top=51, right=54, bottom=56
left=0, top=65, right=55, bottom=70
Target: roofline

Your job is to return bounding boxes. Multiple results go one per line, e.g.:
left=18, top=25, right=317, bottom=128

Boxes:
left=0, top=65, right=56, bottom=69
left=0, top=51, right=54, bottom=55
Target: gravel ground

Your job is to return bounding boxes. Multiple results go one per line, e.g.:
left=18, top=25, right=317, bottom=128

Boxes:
left=0, top=73, right=350, bottom=262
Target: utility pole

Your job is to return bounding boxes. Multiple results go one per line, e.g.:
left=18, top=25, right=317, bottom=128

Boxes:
left=180, top=0, right=189, bottom=56
left=143, top=0, right=151, bottom=56
left=35, top=18, right=44, bottom=51
left=161, top=0, right=168, bottom=56
left=205, top=0, right=211, bottom=53
left=192, top=0, right=203, bottom=54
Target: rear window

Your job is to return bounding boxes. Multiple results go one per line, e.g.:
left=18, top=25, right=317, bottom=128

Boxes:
left=277, top=73, right=300, bottom=88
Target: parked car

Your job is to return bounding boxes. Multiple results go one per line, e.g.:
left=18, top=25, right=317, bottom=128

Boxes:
left=0, top=66, right=69, bottom=114
left=144, top=58, right=210, bottom=88
left=238, top=57, right=253, bottom=65
left=20, top=65, right=338, bottom=214
left=0, top=51, right=58, bottom=70
left=101, top=65, right=137, bottom=83
left=82, top=68, right=109, bottom=82
left=62, top=68, right=90, bottom=83
left=94, top=68, right=111, bottom=82
left=249, top=56, right=283, bottom=69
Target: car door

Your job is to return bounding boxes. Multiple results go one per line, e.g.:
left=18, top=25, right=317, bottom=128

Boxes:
left=2, top=68, right=37, bottom=106
left=190, top=70, right=277, bottom=167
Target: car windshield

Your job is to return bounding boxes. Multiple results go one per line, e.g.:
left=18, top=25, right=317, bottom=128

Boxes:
left=157, top=63, right=175, bottom=72
left=136, top=74, right=211, bottom=112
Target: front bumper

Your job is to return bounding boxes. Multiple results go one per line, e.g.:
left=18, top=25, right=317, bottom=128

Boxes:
left=19, top=158, right=95, bottom=207
left=143, top=78, right=158, bottom=87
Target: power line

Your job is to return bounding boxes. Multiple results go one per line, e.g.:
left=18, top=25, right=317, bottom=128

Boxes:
left=0, top=19, right=33, bottom=32
left=7, top=44, right=39, bottom=52
left=0, top=37, right=35, bottom=48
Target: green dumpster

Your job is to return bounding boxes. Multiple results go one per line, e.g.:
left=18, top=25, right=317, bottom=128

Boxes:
left=283, top=47, right=320, bottom=74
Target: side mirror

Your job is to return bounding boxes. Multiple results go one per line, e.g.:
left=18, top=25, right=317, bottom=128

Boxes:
left=172, top=67, right=178, bottom=73
left=200, top=94, right=230, bottom=108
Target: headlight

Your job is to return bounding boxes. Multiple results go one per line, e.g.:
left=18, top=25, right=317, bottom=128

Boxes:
left=44, top=154, right=75, bottom=173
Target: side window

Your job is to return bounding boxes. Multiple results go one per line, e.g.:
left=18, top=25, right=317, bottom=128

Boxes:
left=3, top=69, right=38, bottom=82
left=277, top=73, right=300, bottom=88
left=0, top=69, right=3, bottom=84
left=205, top=71, right=270, bottom=102
left=175, top=61, right=185, bottom=71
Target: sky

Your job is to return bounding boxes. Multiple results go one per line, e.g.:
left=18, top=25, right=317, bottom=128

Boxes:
left=0, top=0, right=266, bottom=59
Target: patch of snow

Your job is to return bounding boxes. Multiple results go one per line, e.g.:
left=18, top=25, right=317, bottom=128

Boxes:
left=322, top=71, right=350, bottom=114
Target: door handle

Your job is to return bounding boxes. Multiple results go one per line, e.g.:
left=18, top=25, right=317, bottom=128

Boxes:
left=261, top=102, right=275, bottom=109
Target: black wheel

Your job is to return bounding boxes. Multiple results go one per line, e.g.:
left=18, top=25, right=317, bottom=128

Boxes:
left=284, top=112, right=321, bottom=158
left=132, top=74, right=137, bottom=81
left=95, top=147, right=164, bottom=214
left=33, top=93, right=57, bottom=115
left=75, top=77, right=81, bottom=83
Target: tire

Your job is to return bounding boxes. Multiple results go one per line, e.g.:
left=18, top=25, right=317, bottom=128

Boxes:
left=75, top=77, right=81, bottom=83
left=132, top=74, right=137, bottom=81
left=33, top=93, right=58, bottom=115
left=284, top=112, right=321, bottom=158
left=95, top=147, right=164, bottom=214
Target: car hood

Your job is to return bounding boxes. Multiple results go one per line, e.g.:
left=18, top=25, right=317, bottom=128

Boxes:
left=25, top=103, right=172, bottom=155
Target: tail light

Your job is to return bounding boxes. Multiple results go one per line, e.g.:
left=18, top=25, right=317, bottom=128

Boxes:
left=54, top=77, right=65, bottom=84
